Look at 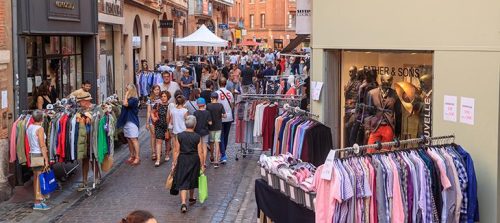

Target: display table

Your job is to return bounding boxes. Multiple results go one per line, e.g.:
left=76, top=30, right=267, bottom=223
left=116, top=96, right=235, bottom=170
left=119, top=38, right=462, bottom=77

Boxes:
left=255, top=179, right=315, bottom=223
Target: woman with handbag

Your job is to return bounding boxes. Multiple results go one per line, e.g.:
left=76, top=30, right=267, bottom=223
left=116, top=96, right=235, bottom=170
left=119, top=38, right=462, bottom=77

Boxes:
left=172, top=115, right=205, bottom=213
left=117, top=83, right=141, bottom=166
left=153, top=91, right=171, bottom=167
left=26, top=110, right=51, bottom=210
left=146, top=85, right=161, bottom=161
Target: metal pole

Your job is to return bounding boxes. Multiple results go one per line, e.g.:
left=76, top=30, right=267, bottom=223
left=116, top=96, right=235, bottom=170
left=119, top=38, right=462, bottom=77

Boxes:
left=12, top=0, right=19, bottom=117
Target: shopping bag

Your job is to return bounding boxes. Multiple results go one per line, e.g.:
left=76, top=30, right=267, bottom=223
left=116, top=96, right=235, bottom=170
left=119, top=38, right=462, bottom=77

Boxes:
left=165, top=170, right=175, bottom=189
left=198, top=172, right=208, bottom=203
left=39, top=168, right=57, bottom=195
left=101, top=155, right=113, bottom=172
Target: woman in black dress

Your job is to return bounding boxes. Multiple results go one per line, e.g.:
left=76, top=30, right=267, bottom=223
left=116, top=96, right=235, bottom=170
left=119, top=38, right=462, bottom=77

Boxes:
left=35, top=80, right=52, bottom=109
left=172, top=115, right=205, bottom=213
left=153, top=91, right=171, bottom=167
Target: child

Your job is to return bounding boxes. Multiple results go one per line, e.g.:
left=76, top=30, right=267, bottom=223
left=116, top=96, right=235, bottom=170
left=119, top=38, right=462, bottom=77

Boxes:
left=206, top=92, right=226, bottom=168
left=193, top=98, right=212, bottom=167
left=26, top=110, right=50, bottom=210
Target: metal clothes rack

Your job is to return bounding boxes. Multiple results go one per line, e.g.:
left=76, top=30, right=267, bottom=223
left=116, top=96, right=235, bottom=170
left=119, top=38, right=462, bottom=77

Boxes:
left=282, top=103, right=319, bottom=118
left=333, top=134, right=455, bottom=156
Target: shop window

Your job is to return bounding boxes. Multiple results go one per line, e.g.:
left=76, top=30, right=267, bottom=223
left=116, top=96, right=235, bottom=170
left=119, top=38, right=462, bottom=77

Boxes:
left=26, top=36, right=83, bottom=105
left=339, top=50, right=433, bottom=148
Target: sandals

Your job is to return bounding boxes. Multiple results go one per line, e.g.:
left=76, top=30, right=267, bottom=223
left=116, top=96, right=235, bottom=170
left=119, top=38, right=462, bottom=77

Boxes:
left=131, top=157, right=141, bottom=166
left=151, top=153, right=157, bottom=161
left=126, top=156, right=135, bottom=164
left=181, top=204, right=187, bottom=213
left=189, top=198, right=197, bottom=205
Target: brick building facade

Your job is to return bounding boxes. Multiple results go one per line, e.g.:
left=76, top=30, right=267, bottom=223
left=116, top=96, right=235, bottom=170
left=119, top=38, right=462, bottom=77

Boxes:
left=0, top=0, right=14, bottom=201
left=242, top=0, right=296, bottom=49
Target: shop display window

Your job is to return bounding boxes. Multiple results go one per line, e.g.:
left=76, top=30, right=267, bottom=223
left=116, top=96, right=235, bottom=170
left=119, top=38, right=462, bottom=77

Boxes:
left=340, top=50, right=433, bottom=147
left=26, top=36, right=83, bottom=105
left=98, top=24, right=115, bottom=98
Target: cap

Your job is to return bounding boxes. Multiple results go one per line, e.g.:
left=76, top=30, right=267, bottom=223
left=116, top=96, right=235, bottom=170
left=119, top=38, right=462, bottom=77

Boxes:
left=197, top=98, right=206, bottom=105
left=176, top=61, right=183, bottom=67
left=210, top=92, right=219, bottom=99
left=181, top=67, right=189, bottom=73
left=76, top=92, right=92, bottom=102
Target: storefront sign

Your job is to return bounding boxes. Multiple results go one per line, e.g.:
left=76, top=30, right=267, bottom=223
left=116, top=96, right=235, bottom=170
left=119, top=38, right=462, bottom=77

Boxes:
left=443, top=95, right=457, bottom=122
left=218, top=24, right=228, bottom=30
left=362, top=65, right=422, bottom=78
left=160, top=20, right=174, bottom=28
left=296, top=0, right=311, bottom=35
left=103, top=0, right=122, bottom=17
left=460, top=97, right=475, bottom=125
left=48, top=0, right=80, bottom=21
left=132, top=36, right=141, bottom=49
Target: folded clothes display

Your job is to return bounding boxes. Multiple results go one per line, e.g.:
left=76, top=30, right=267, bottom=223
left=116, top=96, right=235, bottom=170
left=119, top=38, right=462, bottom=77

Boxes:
left=259, top=153, right=316, bottom=192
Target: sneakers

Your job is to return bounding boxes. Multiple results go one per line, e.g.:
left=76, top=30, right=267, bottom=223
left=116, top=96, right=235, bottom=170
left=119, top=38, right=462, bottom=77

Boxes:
left=33, top=203, right=51, bottom=210
left=214, top=163, right=220, bottom=169
left=220, top=155, right=228, bottom=164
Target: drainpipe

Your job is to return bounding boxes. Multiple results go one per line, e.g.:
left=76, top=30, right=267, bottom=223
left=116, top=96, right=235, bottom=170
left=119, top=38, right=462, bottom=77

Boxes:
left=12, top=0, right=19, bottom=117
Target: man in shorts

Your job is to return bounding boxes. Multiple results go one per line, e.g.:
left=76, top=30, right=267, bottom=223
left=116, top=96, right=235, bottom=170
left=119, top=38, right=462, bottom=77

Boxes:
left=206, top=92, right=226, bottom=168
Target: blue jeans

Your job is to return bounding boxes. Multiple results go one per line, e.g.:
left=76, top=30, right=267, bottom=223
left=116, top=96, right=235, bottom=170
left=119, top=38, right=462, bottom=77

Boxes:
left=220, top=122, right=232, bottom=157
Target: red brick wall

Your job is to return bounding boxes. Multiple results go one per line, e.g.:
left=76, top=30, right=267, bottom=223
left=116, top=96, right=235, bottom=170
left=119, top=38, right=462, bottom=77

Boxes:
left=0, top=0, right=6, bottom=49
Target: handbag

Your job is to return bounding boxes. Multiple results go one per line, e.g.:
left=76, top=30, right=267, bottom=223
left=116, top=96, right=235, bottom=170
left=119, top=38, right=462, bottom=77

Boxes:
left=30, top=154, right=45, bottom=168
left=165, top=129, right=171, bottom=141
left=151, top=105, right=159, bottom=124
left=198, top=171, right=208, bottom=203
left=165, top=169, right=175, bottom=189
left=101, top=155, right=113, bottom=172
left=39, top=167, right=57, bottom=195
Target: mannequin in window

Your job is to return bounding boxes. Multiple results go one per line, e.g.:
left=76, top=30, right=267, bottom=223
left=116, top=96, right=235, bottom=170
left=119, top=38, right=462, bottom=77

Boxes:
left=344, top=66, right=363, bottom=146
left=365, top=73, right=402, bottom=152
left=347, top=68, right=378, bottom=146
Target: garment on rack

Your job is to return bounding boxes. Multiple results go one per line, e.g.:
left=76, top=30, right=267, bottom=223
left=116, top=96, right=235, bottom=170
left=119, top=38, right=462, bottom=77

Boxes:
left=311, top=145, right=479, bottom=223
left=10, top=106, right=119, bottom=167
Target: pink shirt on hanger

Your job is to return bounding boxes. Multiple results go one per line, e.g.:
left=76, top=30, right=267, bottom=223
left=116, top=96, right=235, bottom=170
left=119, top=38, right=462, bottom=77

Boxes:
left=426, top=149, right=452, bottom=189
left=313, top=165, right=342, bottom=223
left=388, top=156, right=404, bottom=223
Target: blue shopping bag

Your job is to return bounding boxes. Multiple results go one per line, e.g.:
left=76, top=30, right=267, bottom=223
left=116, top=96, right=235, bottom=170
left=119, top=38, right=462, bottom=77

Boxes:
left=39, top=168, right=57, bottom=195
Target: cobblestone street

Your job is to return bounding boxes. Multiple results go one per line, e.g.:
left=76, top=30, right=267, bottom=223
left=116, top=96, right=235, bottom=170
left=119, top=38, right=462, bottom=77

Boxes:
left=0, top=111, right=261, bottom=223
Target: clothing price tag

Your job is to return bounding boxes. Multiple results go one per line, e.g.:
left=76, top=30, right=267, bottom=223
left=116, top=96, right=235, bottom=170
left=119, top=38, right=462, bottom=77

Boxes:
left=260, top=168, right=266, bottom=177
left=320, top=150, right=337, bottom=180
left=267, top=174, right=273, bottom=187
left=279, top=180, right=285, bottom=193
left=290, top=186, right=296, bottom=200
left=305, top=193, right=311, bottom=208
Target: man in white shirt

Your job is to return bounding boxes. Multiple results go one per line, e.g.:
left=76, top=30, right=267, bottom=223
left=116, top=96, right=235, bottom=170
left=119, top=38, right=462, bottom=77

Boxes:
left=265, top=50, right=275, bottom=65
left=160, top=71, right=181, bottom=103
left=230, top=52, right=239, bottom=65
left=216, top=77, right=234, bottom=164
left=239, top=52, right=249, bottom=70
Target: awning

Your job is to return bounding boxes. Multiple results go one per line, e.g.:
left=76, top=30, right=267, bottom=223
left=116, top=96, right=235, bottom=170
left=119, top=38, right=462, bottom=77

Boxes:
left=281, top=34, right=309, bottom=53
left=239, top=40, right=261, bottom=46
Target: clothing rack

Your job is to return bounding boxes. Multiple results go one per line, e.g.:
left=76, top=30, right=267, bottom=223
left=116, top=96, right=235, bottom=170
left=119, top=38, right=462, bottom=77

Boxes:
left=241, top=94, right=301, bottom=99
left=282, top=103, right=319, bottom=118
left=279, top=53, right=310, bottom=58
left=334, top=134, right=455, bottom=153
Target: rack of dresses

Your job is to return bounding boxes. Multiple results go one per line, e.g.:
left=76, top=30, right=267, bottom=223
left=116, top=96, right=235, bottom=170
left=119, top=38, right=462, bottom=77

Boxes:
left=234, top=95, right=302, bottom=160
left=312, top=135, right=479, bottom=223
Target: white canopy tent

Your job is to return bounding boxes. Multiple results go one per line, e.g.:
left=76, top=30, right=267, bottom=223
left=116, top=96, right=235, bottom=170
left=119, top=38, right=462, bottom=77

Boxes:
left=175, top=25, right=228, bottom=47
